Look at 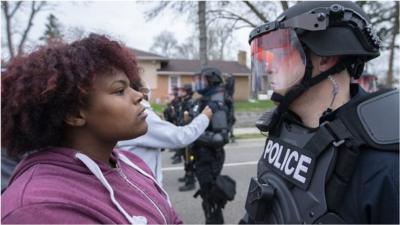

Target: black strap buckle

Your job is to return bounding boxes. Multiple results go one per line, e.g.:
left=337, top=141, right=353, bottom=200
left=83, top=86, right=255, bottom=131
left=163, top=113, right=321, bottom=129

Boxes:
left=245, top=177, right=275, bottom=222
left=333, top=139, right=345, bottom=147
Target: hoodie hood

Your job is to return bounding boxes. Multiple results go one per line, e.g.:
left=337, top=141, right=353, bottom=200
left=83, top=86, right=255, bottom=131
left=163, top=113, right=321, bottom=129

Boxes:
left=9, top=148, right=90, bottom=185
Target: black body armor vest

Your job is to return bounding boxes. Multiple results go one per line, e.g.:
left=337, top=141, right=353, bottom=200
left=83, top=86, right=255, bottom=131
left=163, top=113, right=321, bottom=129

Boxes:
left=244, top=88, right=399, bottom=224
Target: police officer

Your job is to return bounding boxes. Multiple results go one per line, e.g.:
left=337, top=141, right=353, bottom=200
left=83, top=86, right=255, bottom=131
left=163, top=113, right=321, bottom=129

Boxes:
left=177, top=84, right=197, bottom=191
left=222, top=73, right=237, bottom=142
left=242, top=1, right=399, bottom=224
left=164, top=86, right=185, bottom=164
left=163, top=86, right=180, bottom=125
left=192, top=67, right=236, bottom=224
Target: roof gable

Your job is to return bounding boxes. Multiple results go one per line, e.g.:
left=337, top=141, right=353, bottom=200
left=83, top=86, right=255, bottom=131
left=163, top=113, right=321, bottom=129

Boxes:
left=158, top=59, right=250, bottom=75
left=127, top=48, right=250, bottom=75
left=129, top=48, right=167, bottom=60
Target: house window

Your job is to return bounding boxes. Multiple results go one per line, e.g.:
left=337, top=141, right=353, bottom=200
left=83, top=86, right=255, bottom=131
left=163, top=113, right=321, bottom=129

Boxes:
left=169, top=75, right=181, bottom=93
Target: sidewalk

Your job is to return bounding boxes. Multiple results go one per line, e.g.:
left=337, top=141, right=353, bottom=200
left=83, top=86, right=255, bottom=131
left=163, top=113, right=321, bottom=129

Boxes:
left=233, top=127, right=260, bottom=135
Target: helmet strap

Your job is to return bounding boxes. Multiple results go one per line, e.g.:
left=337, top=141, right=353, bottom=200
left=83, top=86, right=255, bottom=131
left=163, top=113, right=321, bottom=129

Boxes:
left=268, top=50, right=349, bottom=131
left=345, top=58, right=365, bottom=78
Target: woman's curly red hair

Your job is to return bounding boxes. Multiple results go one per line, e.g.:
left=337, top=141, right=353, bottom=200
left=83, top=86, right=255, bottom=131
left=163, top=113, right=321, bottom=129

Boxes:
left=2, top=34, right=142, bottom=158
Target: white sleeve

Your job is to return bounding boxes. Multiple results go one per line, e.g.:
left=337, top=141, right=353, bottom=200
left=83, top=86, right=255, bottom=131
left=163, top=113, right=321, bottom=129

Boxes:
left=117, top=109, right=210, bottom=149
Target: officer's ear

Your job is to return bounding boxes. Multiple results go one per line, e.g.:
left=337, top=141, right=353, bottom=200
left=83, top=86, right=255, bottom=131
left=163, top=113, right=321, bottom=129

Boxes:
left=319, top=56, right=339, bottom=72
left=64, top=110, right=86, bottom=127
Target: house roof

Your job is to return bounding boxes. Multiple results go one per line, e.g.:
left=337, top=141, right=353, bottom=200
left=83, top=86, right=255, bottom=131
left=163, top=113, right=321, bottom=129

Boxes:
left=129, top=48, right=167, bottom=60
left=129, top=48, right=250, bottom=76
left=158, top=59, right=250, bottom=75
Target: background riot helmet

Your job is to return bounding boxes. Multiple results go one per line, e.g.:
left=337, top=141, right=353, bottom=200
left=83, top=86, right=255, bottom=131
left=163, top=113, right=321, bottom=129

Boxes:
left=194, top=67, right=223, bottom=95
left=171, top=86, right=179, bottom=97
left=178, top=84, right=193, bottom=97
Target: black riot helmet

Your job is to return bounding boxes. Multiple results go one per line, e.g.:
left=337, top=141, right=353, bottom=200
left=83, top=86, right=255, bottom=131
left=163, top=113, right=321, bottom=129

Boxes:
left=249, top=1, right=381, bottom=131
left=194, top=67, right=224, bottom=95
left=275, top=1, right=379, bottom=58
left=182, top=84, right=193, bottom=95
left=171, top=86, right=179, bottom=97
left=178, top=84, right=193, bottom=97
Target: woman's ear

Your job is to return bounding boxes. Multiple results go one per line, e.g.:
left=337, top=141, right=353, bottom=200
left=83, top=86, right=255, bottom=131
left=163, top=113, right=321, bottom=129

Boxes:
left=319, top=56, right=339, bottom=72
left=64, top=110, right=86, bottom=127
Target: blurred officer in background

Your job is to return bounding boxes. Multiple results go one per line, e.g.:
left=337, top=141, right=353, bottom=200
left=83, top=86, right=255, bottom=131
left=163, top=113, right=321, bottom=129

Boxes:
left=192, top=67, right=236, bottom=224
left=177, top=84, right=198, bottom=192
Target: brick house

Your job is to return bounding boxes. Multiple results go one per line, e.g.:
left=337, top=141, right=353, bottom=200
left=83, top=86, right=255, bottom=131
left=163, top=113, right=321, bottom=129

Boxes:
left=131, top=48, right=251, bottom=103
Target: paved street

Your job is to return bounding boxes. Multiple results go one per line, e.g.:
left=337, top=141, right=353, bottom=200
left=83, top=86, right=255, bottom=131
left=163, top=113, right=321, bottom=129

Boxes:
left=161, top=138, right=266, bottom=224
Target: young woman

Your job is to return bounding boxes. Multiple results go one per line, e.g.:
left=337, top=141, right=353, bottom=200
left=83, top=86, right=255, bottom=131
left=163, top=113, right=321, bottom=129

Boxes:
left=1, top=34, right=182, bottom=224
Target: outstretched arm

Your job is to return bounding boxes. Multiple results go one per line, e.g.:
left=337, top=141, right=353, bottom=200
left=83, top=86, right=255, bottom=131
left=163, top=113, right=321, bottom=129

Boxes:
left=118, top=106, right=212, bottom=150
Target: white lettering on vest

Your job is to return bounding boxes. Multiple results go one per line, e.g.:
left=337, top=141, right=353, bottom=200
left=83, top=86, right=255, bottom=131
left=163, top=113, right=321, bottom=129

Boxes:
left=268, top=143, right=280, bottom=164
left=284, top=151, right=298, bottom=175
left=293, top=155, right=312, bottom=183
left=280, top=148, right=290, bottom=170
left=262, top=139, right=312, bottom=186
left=273, top=145, right=283, bottom=169
left=263, top=140, right=273, bottom=159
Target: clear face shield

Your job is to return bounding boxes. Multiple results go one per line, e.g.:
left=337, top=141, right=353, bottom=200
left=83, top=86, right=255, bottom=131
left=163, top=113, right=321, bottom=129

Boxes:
left=193, top=73, right=209, bottom=93
left=250, top=28, right=307, bottom=98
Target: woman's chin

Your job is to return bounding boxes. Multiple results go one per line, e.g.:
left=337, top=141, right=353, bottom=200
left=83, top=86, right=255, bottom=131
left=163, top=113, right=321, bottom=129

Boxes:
left=121, top=124, right=148, bottom=140
left=139, top=124, right=148, bottom=136
left=134, top=123, right=148, bottom=138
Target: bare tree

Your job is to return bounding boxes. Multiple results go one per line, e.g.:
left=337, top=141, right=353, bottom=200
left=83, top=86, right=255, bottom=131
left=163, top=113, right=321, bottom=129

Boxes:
left=385, top=1, right=399, bottom=88
left=207, top=22, right=236, bottom=60
left=176, top=38, right=198, bottom=59
left=207, top=1, right=283, bottom=29
left=173, top=24, right=236, bottom=60
left=40, top=13, right=64, bottom=44
left=198, top=1, right=207, bottom=66
left=149, top=31, right=179, bottom=57
left=144, top=1, right=291, bottom=62
left=63, top=26, right=88, bottom=43
left=1, top=1, right=47, bottom=60
left=280, top=1, right=289, bottom=11
left=144, top=1, right=208, bottom=66
left=358, top=1, right=400, bottom=88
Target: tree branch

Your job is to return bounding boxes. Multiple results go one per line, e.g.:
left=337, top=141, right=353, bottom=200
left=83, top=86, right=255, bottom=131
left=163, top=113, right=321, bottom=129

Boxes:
left=17, top=1, right=46, bottom=55
left=280, top=1, right=288, bottom=11
left=209, top=9, right=258, bottom=27
left=2, top=1, right=15, bottom=58
left=9, top=1, right=22, bottom=17
left=242, top=1, right=268, bottom=23
left=144, top=2, right=171, bottom=21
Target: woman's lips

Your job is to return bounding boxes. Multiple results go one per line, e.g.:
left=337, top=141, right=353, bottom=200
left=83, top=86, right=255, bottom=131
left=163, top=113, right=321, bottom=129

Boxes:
left=137, top=107, right=147, bottom=120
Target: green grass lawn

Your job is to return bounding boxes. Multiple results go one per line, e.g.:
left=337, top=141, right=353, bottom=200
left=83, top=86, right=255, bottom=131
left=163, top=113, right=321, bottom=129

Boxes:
left=151, top=99, right=275, bottom=114
left=234, top=100, right=275, bottom=112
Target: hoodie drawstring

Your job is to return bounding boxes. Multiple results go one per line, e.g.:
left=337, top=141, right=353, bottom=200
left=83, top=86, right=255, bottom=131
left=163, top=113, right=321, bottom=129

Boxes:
left=75, top=153, right=147, bottom=225
left=118, top=153, right=172, bottom=207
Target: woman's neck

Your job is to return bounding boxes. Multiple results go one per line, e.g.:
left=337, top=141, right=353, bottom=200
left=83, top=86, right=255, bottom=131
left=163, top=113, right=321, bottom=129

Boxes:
left=290, top=72, right=351, bottom=128
left=62, top=129, right=116, bottom=167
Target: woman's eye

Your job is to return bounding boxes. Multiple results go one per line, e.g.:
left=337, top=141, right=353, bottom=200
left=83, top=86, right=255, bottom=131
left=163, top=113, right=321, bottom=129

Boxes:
left=115, top=89, right=125, bottom=95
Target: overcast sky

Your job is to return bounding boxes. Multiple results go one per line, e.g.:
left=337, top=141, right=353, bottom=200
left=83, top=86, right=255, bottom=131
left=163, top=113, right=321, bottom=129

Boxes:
left=19, top=1, right=252, bottom=62
left=2, top=1, right=398, bottom=81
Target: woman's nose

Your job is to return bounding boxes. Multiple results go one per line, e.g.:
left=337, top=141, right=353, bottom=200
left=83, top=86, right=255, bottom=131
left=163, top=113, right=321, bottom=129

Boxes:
left=130, top=88, right=143, bottom=104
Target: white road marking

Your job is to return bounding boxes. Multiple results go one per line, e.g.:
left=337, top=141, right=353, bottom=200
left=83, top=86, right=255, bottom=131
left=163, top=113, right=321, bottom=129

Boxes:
left=162, top=161, right=258, bottom=172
